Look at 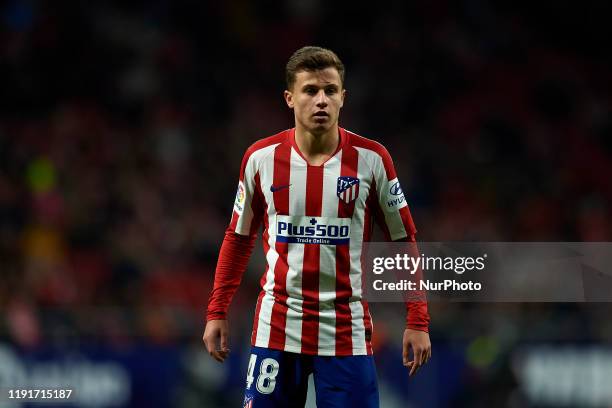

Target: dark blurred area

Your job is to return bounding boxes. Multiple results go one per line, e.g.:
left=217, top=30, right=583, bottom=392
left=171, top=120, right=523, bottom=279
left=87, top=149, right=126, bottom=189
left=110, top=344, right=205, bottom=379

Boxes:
left=1, top=1, right=611, bottom=407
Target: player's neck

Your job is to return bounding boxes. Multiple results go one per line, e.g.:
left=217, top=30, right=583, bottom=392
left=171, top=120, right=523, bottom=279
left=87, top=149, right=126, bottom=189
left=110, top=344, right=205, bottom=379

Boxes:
left=294, top=125, right=340, bottom=165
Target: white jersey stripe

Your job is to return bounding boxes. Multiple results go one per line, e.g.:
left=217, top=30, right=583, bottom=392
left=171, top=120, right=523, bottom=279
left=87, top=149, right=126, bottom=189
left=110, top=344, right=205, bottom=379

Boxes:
left=349, top=301, right=367, bottom=354
left=283, top=148, right=307, bottom=351
left=255, top=293, right=275, bottom=347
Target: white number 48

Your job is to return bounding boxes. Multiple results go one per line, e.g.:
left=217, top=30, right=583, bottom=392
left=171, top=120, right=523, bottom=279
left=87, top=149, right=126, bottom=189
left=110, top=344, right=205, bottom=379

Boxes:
left=246, top=354, right=280, bottom=394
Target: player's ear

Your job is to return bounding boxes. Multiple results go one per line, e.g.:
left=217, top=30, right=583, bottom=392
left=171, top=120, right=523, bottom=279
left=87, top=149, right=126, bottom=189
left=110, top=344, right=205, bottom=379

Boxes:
left=284, top=90, right=294, bottom=109
left=340, top=88, right=346, bottom=108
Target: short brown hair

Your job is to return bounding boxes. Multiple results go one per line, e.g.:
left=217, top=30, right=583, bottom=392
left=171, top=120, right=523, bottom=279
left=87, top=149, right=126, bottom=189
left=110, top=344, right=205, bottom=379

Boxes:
left=286, top=46, right=345, bottom=90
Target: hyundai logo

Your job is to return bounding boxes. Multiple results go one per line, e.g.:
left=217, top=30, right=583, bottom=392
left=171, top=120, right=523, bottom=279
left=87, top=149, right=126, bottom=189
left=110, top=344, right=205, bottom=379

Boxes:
left=390, top=181, right=403, bottom=196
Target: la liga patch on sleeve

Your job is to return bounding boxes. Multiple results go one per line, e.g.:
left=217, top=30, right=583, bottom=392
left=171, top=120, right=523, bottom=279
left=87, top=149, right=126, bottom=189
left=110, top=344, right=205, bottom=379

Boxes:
left=234, top=180, right=246, bottom=214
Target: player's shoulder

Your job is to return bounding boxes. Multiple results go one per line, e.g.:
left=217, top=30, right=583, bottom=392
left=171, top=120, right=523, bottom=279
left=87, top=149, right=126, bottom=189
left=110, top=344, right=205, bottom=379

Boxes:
left=242, top=129, right=291, bottom=163
left=343, top=128, right=391, bottom=158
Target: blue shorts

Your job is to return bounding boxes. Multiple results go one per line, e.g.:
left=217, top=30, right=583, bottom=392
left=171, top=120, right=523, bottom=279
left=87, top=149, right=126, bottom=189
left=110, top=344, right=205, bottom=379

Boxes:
left=242, top=346, right=379, bottom=408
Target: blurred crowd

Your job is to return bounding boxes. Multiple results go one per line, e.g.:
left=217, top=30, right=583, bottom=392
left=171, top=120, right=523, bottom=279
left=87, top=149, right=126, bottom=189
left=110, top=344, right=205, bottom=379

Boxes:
left=1, top=0, right=611, bottom=372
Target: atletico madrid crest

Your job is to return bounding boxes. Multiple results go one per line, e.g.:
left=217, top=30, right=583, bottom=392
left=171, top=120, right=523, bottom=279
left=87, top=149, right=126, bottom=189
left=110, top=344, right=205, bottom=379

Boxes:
left=337, top=176, right=360, bottom=204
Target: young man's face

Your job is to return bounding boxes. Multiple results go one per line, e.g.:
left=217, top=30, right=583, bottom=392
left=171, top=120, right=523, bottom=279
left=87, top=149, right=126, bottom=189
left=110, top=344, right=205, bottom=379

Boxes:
left=284, top=67, right=346, bottom=136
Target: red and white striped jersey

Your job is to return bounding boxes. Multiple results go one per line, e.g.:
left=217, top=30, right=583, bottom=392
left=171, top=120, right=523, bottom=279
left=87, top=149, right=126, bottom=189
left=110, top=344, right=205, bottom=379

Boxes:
left=215, top=127, right=426, bottom=356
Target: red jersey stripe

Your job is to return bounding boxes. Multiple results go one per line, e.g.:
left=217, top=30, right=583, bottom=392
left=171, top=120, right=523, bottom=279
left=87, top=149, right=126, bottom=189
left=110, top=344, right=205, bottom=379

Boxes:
left=399, top=205, right=417, bottom=237
left=361, top=300, right=374, bottom=354
left=229, top=210, right=239, bottom=231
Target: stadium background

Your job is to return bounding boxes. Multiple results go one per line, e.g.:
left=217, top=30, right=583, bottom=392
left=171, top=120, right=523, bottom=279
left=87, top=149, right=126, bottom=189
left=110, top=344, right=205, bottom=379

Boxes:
left=1, top=1, right=612, bottom=407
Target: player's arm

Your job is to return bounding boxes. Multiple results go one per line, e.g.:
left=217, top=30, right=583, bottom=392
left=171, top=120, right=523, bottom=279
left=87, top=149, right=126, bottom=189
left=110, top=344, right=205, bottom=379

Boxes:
left=204, top=228, right=257, bottom=362
left=203, top=146, right=264, bottom=363
left=396, top=235, right=431, bottom=377
left=370, top=143, right=431, bottom=377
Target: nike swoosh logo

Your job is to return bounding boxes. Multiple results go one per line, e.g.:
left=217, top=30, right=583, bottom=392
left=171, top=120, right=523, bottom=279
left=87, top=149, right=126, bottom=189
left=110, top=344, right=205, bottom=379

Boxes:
left=270, top=184, right=291, bottom=193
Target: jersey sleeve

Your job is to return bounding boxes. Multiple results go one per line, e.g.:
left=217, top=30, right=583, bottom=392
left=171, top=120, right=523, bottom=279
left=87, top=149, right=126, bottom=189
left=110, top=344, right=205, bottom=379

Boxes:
left=229, top=147, right=265, bottom=236
left=370, top=145, right=417, bottom=241
left=206, top=228, right=257, bottom=320
left=400, top=235, right=430, bottom=332
left=370, top=145, right=430, bottom=331
left=206, top=147, right=265, bottom=321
